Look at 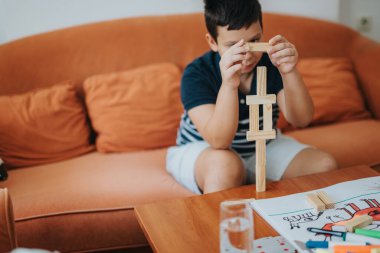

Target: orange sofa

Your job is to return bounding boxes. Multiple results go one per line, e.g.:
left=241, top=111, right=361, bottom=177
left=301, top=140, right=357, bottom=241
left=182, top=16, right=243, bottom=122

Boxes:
left=0, top=13, right=380, bottom=252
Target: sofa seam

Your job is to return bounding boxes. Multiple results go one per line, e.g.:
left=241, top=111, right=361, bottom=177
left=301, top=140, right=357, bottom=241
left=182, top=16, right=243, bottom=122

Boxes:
left=3, top=188, right=16, bottom=249
left=370, top=161, right=380, bottom=167
left=70, top=243, right=149, bottom=253
left=15, top=206, right=135, bottom=222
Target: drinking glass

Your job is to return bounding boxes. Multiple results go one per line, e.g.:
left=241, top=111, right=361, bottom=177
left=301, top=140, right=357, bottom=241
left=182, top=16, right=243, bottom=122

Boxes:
left=220, top=200, right=254, bottom=253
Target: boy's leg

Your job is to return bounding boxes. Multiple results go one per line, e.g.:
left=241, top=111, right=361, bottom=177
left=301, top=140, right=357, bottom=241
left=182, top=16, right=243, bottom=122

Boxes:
left=282, top=148, right=338, bottom=178
left=251, top=131, right=338, bottom=182
left=195, top=148, right=245, bottom=194
left=167, top=141, right=245, bottom=194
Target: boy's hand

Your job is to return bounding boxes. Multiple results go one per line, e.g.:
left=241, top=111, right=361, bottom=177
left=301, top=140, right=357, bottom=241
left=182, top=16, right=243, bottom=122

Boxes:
left=268, top=35, right=298, bottom=75
left=219, top=39, right=247, bottom=88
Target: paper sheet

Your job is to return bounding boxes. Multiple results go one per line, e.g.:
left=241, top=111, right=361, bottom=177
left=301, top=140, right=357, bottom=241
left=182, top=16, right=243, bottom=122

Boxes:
left=250, top=176, right=380, bottom=252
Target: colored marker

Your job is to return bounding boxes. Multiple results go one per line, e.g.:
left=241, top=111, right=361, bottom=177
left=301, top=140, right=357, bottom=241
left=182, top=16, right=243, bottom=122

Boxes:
left=333, top=245, right=380, bottom=253
left=307, top=227, right=380, bottom=245
left=306, top=240, right=367, bottom=249
left=356, top=229, right=380, bottom=239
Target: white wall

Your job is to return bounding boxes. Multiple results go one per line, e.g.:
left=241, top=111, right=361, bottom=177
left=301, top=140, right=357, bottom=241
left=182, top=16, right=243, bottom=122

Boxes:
left=261, top=0, right=380, bottom=42
left=0, top=0, right=5, bottom=43
left=0, top=0, right=379, bottom=44
left=340, top=0, right=380, bottom=42
left=261, top=0, right=341, bottom=23
left=0, top=0, right=203, bottom=44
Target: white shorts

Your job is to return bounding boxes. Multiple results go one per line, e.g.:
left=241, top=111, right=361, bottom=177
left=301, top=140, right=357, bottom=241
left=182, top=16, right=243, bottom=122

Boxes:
left=166, top=131, right=310, bottom=194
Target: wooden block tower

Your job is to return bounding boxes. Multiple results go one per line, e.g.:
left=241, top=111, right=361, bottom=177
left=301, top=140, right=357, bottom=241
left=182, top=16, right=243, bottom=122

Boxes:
left=246, top=65, right=276, bottom=192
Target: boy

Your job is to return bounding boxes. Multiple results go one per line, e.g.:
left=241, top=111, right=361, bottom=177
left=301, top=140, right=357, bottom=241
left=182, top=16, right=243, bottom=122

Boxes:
left=167, top=0, right=338, bottom=194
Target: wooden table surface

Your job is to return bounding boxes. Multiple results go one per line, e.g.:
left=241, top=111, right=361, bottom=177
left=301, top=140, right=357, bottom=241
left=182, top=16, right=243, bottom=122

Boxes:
left=135, top=165, right=378, bottom=253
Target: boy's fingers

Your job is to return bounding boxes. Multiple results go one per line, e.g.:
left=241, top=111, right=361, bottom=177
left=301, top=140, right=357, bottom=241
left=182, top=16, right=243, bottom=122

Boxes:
left=230, top=54, right=245, bottom=63
left=224, top=44, right=247, bottom=60
left=221, top=54, right=245, bottom=69
left=232, top=46, right=248, bottom=55
left=277, top=56, right=295, bottom=65
left=269, top=35, right=281, bottom=45
left=234, top=39, right=245, bottom=47
left=227, top=63, right=242, bottom=76
left=225, top=39, right=246, bottom=55
left=268, top=42, right=291, bottom=54
left=227, top=39, right=245, bottom=51
left=222, top=45, right=246, bottom=66
left=269, top=35, right=287, bottom=46
left=220, top=39, right=248, bottom=72
left=271, top=48, right=296, bottom=59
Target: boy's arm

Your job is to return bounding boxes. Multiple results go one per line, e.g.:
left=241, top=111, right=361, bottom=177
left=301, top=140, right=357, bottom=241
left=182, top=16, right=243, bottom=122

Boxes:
left=188, top=85, right=238, bottom=149
left=268, top=35, right=314, bottom=128
left=188, top=39, right=247, bottom=149
left=277, top=69, right=314, bottom=127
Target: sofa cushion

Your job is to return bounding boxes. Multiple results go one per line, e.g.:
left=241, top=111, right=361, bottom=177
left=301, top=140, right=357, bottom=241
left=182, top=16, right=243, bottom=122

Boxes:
left=286, top=119, right=380, bottom=168
left=0, top=149, right=193, bottom=252
left=278, top=58, right=371, bottom=130
left=83, top=63, right=183, bottom=153
left=0, top=82, right=94, bottom=168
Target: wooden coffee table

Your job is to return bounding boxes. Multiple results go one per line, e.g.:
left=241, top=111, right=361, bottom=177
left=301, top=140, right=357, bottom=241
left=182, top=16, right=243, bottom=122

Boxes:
left=135, top=165, right=378, bottom=253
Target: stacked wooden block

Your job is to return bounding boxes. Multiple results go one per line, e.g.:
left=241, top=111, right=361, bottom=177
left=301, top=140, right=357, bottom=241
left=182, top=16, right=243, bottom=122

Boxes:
left=246, top=66, right=276, bottom=192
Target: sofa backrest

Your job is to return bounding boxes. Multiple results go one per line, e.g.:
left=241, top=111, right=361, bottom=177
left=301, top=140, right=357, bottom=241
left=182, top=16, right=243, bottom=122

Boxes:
left=0, top=12, right=379, bottom=117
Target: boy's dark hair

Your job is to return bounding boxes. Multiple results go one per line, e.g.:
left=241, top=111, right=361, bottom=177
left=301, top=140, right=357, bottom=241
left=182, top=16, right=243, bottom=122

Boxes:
left=204, top=0, right=263, bottom=41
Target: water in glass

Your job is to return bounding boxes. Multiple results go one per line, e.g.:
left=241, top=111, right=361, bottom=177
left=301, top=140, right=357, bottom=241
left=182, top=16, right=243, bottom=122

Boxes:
left=220, top=201, right=253, bottom=253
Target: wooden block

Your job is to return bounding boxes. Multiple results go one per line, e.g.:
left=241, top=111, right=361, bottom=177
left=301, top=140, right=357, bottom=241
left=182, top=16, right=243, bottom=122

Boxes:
left=371, top=249, right=380, bottom=253
left=246, top=42, right=271, bottom=52
left=256, top=139, right=266, bottom=192
left=249, top=105, right=259, bottom=132
left=257, top=67, right=267, bottom=96
left=247, top=130, right=276, bottom=141
left=306, top=193, right=325, bottom=211
left=263, top=104, right=273, bottom=131
left=344, top=214, right=373, bottom=232
left=246, top=94, right=276, bottom=105
left=316, top=191, right=335, bottom=209
left=315, top=250, right=333, bottom=253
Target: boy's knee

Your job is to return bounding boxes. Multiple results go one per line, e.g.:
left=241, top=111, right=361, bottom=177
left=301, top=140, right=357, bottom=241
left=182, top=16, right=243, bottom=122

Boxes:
left=318, top=153, right=338, bottom=172
left=202, top=149, right=245, bottom=188
left=213, top=150, right=245, bottom=178
left=283, top=149, right=338, bottom=178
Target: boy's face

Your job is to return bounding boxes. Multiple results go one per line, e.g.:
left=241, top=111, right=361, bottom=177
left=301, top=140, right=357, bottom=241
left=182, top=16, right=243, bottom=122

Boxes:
left=206, top=21, right=263, bottom=74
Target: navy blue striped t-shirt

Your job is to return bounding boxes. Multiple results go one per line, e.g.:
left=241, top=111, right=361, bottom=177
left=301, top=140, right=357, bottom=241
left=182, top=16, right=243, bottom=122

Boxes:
left=176, top=51, right=283, bottom=159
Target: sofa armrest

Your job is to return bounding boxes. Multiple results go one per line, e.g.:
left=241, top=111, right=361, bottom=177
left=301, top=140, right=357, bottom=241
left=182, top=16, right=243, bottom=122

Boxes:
left=0, top=188, right=17, bottom=251
left=350, top=36, right=380, bottom=119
